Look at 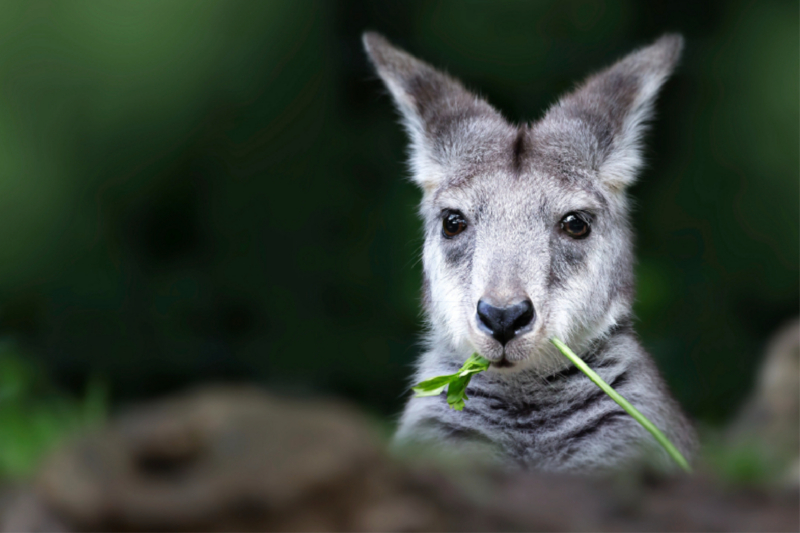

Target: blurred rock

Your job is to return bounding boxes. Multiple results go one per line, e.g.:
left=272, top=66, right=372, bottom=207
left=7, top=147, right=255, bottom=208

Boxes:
left=9, top=386, right=452, bottom=531
left=1, top=385, right=798, bottom=532
left=727, top=318, right=800, bottom=484
left=0, top=486, right=68, bottom=533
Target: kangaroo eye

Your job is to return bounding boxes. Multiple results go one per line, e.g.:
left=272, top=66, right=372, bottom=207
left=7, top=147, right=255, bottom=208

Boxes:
left=442, top=211, right=467, bottom=238
left=560, top=213, right=590, bottom=239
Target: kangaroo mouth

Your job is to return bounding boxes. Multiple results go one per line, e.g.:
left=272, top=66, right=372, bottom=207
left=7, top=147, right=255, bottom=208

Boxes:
left=491, top=352, right=516, bottom=368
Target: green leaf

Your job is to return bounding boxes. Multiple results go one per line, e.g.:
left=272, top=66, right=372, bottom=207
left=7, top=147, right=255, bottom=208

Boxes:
left=449, top=397, right=466, bottom=411
left=411, top=354, right=490, bottom=410
left=457, top=368, right=484, bottom=378
left=446, top=374, right=469, bottom=405
left=412, top=384, right=448, bottom=397
left=463, top=353, right=491, bottom=369
left=412, top=374, right=458, bottom=393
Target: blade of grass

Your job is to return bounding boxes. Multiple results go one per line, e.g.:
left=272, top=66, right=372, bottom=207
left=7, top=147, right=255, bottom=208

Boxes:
left=550, top=337, right=692, bottom=473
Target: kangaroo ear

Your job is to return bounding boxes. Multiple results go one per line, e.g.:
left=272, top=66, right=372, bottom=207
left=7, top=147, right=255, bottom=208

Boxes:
left=363, top=32, right=502, bottom=190
left=545, top=34, right=684, bottom=191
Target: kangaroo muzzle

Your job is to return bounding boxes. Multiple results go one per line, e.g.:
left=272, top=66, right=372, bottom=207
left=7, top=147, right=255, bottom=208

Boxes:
left=476, top=298, right=535, bottom=346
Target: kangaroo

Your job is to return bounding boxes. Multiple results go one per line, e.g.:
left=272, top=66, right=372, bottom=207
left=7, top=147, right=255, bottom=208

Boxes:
left=363, top=33, right=697, bottom=472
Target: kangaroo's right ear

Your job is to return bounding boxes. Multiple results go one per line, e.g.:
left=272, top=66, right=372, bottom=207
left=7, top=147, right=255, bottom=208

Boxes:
left=363, top=32, right=501, bottom=191
left=543, top=34, right=684, bottom=192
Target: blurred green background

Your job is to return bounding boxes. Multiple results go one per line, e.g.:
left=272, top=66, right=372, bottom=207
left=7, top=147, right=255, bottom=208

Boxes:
left=0, top=0, right=796, bottom=473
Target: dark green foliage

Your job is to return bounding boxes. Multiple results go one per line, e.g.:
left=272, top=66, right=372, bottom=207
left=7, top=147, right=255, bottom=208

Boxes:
left=0, top=0, right=795, bottom=424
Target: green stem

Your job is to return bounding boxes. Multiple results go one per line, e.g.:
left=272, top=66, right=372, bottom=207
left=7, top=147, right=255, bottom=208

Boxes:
left=550, top=337, right=692, bottom=473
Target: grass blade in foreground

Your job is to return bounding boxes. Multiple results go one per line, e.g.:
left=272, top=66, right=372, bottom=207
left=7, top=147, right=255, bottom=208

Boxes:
left=550, top=337, right=692, bottom=473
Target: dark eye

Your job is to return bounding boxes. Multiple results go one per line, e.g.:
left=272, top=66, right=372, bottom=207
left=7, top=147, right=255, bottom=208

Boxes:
left=560, top=212, right=591, bottom=239
left=442, top=211, right=467, bottom=238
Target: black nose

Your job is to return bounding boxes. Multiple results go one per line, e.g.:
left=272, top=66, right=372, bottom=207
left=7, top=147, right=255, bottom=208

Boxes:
left=476, top=299, right=535, bottom=346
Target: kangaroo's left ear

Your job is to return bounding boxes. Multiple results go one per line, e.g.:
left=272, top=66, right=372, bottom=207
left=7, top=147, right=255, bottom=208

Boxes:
left=544, top=34, right=684, bottom=191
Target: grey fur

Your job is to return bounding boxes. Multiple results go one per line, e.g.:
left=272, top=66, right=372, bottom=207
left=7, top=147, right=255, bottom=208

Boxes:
left=363, top=32, right=697, bottom=472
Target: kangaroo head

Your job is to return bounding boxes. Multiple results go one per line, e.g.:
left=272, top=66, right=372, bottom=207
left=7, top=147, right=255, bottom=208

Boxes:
left=364, top=33, right=683, bottom=372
